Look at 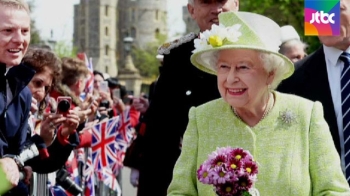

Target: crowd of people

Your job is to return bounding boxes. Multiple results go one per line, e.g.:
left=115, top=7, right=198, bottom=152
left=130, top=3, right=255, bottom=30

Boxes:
left=0, top=0, right=144, bottom=195
left=2, top=0, right=350, bottom=195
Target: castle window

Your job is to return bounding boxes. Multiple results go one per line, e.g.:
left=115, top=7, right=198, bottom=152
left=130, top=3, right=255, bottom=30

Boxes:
left=105, top=66, right=109, bottom=73
left=105, top=45, right=109, bottom=56
left=105, top=5, right=108, bottom=16
left=131, top=27, right=136, bottom=38
left=105, top=27, right=109, bottom=36
left=155, top=28, right=160, bottom=38
left=155, top=10, right=159, bottom=20
left=131, top=9, right=136, bottom=22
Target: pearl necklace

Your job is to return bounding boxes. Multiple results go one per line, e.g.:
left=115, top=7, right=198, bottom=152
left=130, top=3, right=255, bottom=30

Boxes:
left=232, top=93, right=274, bottom=126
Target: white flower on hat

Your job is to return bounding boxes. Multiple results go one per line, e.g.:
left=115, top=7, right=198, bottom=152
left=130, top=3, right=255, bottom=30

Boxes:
left=226, top=24, right=242, bottom=42
left=193, top=23, right=242, bottom=53
left=193, top=35, right=213, bottom=53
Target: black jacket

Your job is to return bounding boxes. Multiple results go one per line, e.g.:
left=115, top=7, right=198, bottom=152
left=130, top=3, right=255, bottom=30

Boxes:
left=138, top=35, right=221, bottom=196
left=0, top=63, right=35, bottom=157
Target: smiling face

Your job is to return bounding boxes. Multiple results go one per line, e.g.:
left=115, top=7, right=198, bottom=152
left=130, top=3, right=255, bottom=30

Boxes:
left=216, top=49, right=274, bottom=110
left=188, top=0, right=239, bottom=32
left=0, top=5, right=30, bottom=66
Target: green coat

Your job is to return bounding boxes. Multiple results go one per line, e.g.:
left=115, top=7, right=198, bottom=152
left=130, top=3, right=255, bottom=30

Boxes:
left=167, top=91, right=350, bottom=196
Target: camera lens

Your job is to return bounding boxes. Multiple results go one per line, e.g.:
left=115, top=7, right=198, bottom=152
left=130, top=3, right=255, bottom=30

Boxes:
left=57, top=100, right=70, bottom=113
left=59, top=178, right=83, bottom=195
left=56, top=168, right=83, bottom=195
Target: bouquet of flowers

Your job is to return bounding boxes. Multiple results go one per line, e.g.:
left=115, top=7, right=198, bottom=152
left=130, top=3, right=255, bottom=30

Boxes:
left=197, top=147, right=259, bottom=196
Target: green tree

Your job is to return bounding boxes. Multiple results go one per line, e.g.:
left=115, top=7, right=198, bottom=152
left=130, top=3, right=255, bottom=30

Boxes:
left=54, top=41, right=78, bottom=58
left=131, top=33, right=167, bottom=78
left=240, top=0, right=321, bottom=53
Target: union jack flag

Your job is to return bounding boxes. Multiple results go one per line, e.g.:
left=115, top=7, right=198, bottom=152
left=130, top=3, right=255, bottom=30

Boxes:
left=96, top=169, right=121, bottom=195
left=83, top=148, right=95, bottom=196
left=91, top=116, right=120, bottom=171
left=63, top=151, right=80, bottom=196
left=113, top=108, right=135, bottom=175
left=77, top=53, right=94, bottom=100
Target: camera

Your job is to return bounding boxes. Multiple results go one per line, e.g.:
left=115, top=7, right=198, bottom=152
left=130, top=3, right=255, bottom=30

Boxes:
left=99, top=100, right=110, bottom=108
left=56, top=168, right=83, bottom=196
left=57, top=96, right=72, bottom=116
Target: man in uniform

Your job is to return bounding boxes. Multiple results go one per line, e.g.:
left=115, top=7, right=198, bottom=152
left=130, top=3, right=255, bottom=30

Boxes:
left=137, top=0, right=239, bottom=195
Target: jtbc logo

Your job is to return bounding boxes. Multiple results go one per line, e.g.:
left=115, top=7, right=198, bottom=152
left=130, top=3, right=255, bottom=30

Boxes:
left=310, top=11, right=335, bottom=24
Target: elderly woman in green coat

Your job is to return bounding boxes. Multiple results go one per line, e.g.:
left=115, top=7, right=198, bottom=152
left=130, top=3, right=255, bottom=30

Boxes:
left=167, top=11, right=350, bottom=196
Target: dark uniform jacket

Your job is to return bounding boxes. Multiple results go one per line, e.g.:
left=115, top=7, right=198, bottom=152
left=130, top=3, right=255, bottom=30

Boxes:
left=138, top=34, right=221, bottom=196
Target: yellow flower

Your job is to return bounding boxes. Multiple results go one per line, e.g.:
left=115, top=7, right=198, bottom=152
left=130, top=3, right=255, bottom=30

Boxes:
left=208, top=35, right=223, bottom=47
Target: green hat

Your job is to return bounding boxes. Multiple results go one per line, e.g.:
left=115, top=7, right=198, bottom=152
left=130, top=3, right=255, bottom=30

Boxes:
left=190, top=11, right=294, bottom=79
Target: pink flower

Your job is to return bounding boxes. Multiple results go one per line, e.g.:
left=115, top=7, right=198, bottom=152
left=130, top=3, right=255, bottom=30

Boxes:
left=227, top=157, right=243, bottom=171
left=197, top=147, right=259, bottom=195
left=236, top=174, right=253, bottom=191
left=212, top=167, right=231, bottom=184
left=197, top=163, right=213, bottom=184
left=215, top=183, right=238, bottom=196
left=229, top=148, right=252, bottom=161
left=243, top=160, right=258, bottom=176
left=211, top=154, right=227, bottom=168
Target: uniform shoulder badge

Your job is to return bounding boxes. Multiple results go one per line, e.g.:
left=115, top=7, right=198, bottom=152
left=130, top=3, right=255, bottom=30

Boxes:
left=158, top=32, right=196, bottom=55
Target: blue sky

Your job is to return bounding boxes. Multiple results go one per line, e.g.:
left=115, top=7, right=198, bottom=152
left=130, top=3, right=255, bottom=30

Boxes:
left=30, top=0, right=188, bottom=42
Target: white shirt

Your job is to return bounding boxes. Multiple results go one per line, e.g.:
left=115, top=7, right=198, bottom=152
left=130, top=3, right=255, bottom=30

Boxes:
left=324, top=45, right=350, bottom=173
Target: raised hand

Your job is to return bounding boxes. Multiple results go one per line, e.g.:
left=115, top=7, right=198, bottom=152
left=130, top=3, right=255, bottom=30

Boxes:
left=60, top=110, right=80, bottom=137
left=40, top=113, right=66, bottom=145
left=132, top=97, right=149, bottom=114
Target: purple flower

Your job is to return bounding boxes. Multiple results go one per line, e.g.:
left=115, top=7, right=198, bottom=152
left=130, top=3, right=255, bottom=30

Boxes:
left=227, top=156, right=243, bottom=171
left=211, top=154, right=227, bottom=168
left=197, top=147, right=258, bottom=195
left=236, top=174, right=253, bottom=191
left=243, top=160, right=258, bottom=176
left=197, top=163, right=213, bottom=184
left=229, top=148, right=252, bottom=161
left=212, top=167, right=231, bottom=184
left=215, top=183, right=238, bottom=196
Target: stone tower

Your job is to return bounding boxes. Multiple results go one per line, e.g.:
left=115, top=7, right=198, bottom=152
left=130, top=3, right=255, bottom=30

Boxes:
left=117, top=0, right=167, bottom=64
left=73, top=0, right=118, bottom=77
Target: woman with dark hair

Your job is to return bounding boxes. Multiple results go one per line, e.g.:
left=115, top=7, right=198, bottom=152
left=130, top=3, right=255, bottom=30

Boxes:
left=25, top=48, right=80, bottom=148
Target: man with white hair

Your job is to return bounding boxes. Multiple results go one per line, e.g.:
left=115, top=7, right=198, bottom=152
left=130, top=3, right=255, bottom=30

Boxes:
left=279, top=25, right=308, bottom=64
left=137, top=0, right=239, bottom=195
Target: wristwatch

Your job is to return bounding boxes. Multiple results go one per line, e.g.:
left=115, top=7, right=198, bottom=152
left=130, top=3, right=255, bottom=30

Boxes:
left=2, top=154, right=24, bottom=171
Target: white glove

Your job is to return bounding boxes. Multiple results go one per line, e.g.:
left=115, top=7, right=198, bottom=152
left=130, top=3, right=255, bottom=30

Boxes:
left=130, top=168, right=139, bottom=187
